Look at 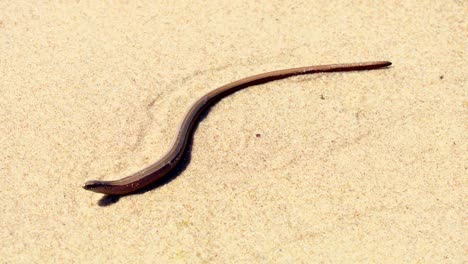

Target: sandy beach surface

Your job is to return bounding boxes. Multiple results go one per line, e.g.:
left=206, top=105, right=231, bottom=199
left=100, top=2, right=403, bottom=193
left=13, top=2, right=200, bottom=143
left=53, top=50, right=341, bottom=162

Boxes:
left=0, top=1, right=465, bottom=262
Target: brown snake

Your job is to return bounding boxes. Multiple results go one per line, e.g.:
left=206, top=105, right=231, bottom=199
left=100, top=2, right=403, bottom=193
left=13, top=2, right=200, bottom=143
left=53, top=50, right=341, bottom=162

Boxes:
left=83, top=61, right=391, bottom=195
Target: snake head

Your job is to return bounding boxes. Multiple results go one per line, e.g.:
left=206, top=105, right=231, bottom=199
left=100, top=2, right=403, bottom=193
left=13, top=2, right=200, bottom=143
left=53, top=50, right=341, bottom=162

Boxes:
left=83, top=180, right=108, bottom=193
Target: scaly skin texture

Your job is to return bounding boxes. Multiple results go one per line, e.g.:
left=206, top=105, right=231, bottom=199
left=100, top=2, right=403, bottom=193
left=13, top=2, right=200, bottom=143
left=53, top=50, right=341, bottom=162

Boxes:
left=83, top=61, right=392, bottom=195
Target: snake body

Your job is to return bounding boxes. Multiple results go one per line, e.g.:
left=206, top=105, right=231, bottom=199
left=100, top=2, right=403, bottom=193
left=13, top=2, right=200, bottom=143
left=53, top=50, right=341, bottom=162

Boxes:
left=83, top=61, right=391, bottom=195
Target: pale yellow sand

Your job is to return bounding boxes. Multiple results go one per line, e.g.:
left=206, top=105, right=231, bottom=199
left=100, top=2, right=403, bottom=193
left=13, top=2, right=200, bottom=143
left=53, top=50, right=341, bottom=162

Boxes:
left=0, top=1, right=465, bottom=262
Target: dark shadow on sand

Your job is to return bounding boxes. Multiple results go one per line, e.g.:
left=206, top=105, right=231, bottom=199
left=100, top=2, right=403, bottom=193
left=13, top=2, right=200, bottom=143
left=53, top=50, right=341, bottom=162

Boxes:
left=97, top=104, right=209, bottom=207
left=96, top=64, right=393, bottom=206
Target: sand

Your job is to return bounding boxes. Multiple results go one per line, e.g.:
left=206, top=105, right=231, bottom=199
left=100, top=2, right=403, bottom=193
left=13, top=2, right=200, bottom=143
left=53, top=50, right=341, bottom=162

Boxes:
left=0, top=1, right=465, bottom=262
